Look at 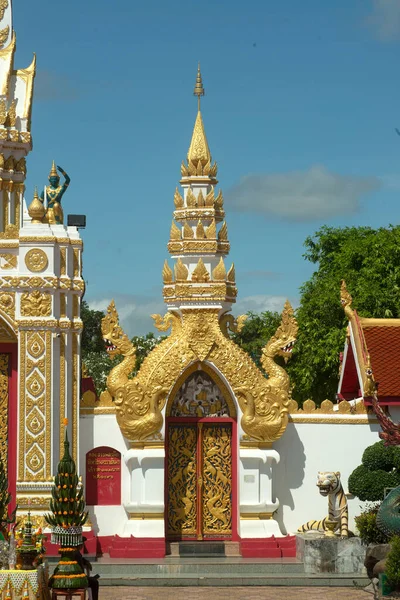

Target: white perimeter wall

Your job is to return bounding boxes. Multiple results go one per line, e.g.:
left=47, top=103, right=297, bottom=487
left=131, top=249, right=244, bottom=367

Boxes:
left=80, top=410, right=397, bottom=538
left=274, top=419, right=382, bottom=534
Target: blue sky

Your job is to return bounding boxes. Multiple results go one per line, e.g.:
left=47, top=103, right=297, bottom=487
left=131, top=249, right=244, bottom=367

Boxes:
left=13, top=0, right=400, bottom=334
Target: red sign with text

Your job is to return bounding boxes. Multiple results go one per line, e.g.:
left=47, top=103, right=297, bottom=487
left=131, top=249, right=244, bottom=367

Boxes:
left=85, top=446, right=121, bottom=506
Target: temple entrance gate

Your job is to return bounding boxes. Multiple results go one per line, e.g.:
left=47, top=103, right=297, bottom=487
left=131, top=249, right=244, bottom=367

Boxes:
left=165, top=366, right=237, bottom=541
left=166, top=419, right=234, bottom=540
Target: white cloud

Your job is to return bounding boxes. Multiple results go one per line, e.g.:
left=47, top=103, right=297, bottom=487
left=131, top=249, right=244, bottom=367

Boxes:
left=226, top=165, right=380, bottom=222
left=366, top=0, right=400, bottom=41
left=88, top=295, right=164, bottom=337
left=235, top=294, right=299, bottom=315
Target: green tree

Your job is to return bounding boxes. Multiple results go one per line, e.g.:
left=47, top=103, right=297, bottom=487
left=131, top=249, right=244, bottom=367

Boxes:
left=233, top=225, right=400, bottom=404
left=233, top=311, right=282, bottom=368
left=288, top=225, right=400, bottom=404
left=81, top=303, right=164, bottom=396
left=80, top=300, right=105, bottom=354
left=348, top=441, right=400, bottom=501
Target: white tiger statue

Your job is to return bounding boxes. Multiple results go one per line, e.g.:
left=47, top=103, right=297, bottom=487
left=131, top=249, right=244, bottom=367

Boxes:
left=298, top=471, right=349, bottom=537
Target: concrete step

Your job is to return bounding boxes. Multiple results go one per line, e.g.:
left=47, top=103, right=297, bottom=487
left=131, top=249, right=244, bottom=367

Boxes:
left=95, top=573, right=370, bottom=587
left=94, top=558, right=305, bottom=576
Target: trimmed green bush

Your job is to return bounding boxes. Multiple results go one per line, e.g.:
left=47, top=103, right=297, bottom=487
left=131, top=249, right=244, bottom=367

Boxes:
left=348, top=441, right=400, bottom=502
left=386, top=535, right=400, bottom=587
left=362, top=442, right=400, bottom=472
left=354, top=503, right=390, bottom=545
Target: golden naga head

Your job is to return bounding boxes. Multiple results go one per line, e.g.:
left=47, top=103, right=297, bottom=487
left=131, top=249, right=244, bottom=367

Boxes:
left=101, top=300, right=135, bottom=358
left=340, top=280, right=354, bottom=319
left=266, top=300, right=298, bottom=363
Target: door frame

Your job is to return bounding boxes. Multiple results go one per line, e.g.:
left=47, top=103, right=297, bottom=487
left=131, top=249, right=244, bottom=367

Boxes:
left=165, top=416, right=239, bottom=542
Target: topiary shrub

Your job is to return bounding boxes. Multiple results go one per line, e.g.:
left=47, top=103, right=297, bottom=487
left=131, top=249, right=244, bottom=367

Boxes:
left=354, top=503, right=390, bottom=545
left=386, top=535, right=400, bottom=588
left=348, top=441, right=400, bottom=502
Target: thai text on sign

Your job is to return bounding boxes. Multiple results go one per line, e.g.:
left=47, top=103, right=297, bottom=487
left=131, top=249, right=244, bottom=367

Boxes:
left=85, top=446, right=121, bottom=505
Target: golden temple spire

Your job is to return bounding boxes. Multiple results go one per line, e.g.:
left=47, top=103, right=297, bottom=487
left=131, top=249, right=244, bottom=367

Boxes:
left=194, top=62, right=205, bottom=111
left=187, top=65, right=211, bottom=168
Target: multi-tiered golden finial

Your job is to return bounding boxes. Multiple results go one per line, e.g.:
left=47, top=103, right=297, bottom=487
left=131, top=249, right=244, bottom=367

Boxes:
left=181, top=65, right=216, bottom=179
left=162, top=66, right=237, bottom=308
left=194, top=63, right=205, bottom=111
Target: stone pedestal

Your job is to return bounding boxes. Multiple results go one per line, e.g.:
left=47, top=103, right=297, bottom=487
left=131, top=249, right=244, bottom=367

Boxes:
left=296, top=533, right=366, bottom=574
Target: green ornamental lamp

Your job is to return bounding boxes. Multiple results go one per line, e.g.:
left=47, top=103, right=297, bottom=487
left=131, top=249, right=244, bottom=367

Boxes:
left=45, top=418, right=88, bottom=589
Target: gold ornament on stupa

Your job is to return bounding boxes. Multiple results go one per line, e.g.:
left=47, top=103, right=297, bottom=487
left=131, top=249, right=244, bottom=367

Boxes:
left=28, top=187, right=45, bottom=223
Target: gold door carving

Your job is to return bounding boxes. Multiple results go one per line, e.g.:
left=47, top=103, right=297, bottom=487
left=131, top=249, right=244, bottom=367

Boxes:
left=202, top=424, right=232, bottom=536
left=167, top=424, right=197, bottom=537
left=0, top=354, right=8, bottom=474
left=167, top=421, right=233, bottom=540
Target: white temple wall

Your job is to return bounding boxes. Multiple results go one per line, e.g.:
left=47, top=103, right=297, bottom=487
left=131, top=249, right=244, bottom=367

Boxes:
left=79, top=415, right=128, bottom=536
left=80, top=412, right=385, bottom=539
left=274, top=420, right=381, bottom=535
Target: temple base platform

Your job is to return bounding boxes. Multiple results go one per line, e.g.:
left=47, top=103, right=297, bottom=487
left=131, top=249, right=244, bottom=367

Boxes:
left=46, top=555, right=369, bottom=587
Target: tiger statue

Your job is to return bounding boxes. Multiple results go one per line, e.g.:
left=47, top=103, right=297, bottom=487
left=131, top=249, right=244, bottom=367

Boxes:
left=298, top=471, right=349, bottom=537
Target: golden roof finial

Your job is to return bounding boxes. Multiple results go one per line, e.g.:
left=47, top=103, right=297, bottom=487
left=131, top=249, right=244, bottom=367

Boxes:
left=194, top=62, right=205, bottom=111
left=187, top=65, right=211, bottom=168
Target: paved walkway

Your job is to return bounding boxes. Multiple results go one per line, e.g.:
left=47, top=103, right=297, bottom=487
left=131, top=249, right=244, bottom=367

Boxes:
left=99, top=586, right=372, bottom=599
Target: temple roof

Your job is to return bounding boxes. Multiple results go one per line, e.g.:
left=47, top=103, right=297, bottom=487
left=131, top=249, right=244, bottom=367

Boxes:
left=338, top=281, right=400, bottom=404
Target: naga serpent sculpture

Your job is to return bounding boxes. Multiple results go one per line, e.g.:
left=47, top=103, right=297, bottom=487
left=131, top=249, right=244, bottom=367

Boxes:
left=101, top=300, right=298, bottom=443
left=370, top=393, right=400, bottom=537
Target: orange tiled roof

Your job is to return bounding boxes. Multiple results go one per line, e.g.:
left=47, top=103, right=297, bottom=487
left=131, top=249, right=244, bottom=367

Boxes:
left=363, top=326, right=400, bottom=398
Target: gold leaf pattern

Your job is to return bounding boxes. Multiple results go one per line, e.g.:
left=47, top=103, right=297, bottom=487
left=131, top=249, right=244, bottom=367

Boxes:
left=183, top=222, right=194, bottom=239
left=187, top=111, right=211, bottom=166
left=218, top=222, right=228, bottom=241
left=212, top=257, right=226, bottom=281
left=202, top=424, right=232, bottom=535
left=173, top=188, right=184, bottom=208
left=181, top=161, right=189, bottom=177
left=196, top=220, right=205, bottom=239
left=5, top=98, right=16, bottom=127
left=214, top=190, right=224, bottom=210
left=205, top=219, right=216, bottom=239
left=192, top=258, right=209, bottom=283
left=170, top=221, right=181, bottom=240
left=174, top=258, right=189, bottom=282
left=186, top=188, right=196, bottom=207
left=0, top=1, right=8, bottom=21
left=205, top=187, right=214, bottom=207
left=0, top=354, right=8, bottom=474
left=0, top=100, right=6, bottom=125
left=197, top=190, right=205, bottom=207
left=227, top=263, right=235, bottom=283
left=0, top=25, right=9, bottom=49
left=20, top=290, right=52, bottom=317
left=167, top=425, right=197, bottom=536
left=162, top=260, right=173, bottom=284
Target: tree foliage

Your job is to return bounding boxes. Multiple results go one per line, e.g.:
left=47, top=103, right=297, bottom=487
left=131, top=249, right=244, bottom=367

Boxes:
left=348, top=441, right=400, bottom=502
left=288, top=225, right=400, bottom=404
left=80, top=300, right=105, bottom=354
left=81, top=303, right=163, bottom=396
left=233, top=311, right=282, bottom=368
left=235, top=225, right=400, bottom=404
